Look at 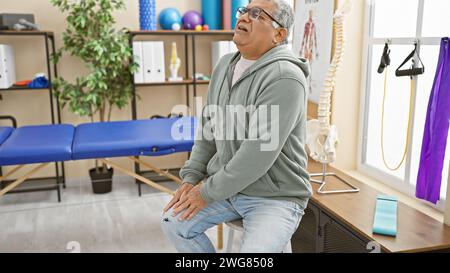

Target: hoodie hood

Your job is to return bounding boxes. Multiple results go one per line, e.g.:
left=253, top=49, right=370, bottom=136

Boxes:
left=228, top=45, right=310, bottom=80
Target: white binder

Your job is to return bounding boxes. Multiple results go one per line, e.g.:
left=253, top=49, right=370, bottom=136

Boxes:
left=142, top=41, right=155, bottom=83
left=0, top=48, right=4, bottom=88
left=211, top=41, right=231, bottom=69
left=132, top=41, right=144, bottom=84
left=152, top=41, right=166, bottom=83
left=211, top=41, right=239, bottom=69
left=142, top=41, right=166, bottom=83
left=229, top=41, right=238, bottom=54
left=0, top=44, right=16, bottom=89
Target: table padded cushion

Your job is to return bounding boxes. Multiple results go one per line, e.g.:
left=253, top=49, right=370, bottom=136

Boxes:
left=0, top=124, right=75, bottom=166
left=0, top=127, right=13, bottom=145
left=72, top=117, right=196, bottom=160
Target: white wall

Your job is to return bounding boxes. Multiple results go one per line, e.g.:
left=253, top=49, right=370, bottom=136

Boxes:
left=331, top=0, right=365, bottom=171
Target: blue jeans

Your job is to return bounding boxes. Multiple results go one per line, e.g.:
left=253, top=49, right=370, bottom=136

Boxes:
left=161, top=193, right=306, bottom=253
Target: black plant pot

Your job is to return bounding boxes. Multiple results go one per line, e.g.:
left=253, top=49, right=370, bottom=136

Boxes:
left=89, top=167, right=113, bottom=194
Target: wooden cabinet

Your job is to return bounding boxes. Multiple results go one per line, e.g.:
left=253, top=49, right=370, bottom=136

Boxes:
left=320, top=210, right=371, bottom=253
left=293, top=201, right=383, bottom=253
left=292, top=203, right=320, bottom=253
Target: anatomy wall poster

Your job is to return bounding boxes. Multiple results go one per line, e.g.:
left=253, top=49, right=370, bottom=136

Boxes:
left=293, top=0, right=334, bottom=103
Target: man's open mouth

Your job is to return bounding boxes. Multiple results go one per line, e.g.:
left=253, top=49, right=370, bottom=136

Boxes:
left=237, top=24, right=249, bottom=32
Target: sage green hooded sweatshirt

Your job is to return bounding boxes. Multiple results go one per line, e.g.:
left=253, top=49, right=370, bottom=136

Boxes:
left=180, top=45, right=312, bottom=209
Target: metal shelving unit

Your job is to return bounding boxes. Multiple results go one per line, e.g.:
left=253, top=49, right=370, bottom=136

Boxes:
left=0, top=30, right=65, bottom=202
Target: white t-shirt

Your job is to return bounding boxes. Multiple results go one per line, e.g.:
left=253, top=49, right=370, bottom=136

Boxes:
left=232, top=57, right=257, bottom=86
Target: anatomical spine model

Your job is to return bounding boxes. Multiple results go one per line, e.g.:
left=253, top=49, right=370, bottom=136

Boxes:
left=306, top=1, right=359, bottom=194
left=306, top=1, right=351, bottom=165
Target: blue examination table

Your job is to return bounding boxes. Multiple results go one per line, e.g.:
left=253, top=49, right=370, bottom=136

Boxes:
left=0, top=117, right=196, bottom=198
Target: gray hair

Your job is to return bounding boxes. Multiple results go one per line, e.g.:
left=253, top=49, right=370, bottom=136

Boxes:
left=264, top=0, right=295, bottom=44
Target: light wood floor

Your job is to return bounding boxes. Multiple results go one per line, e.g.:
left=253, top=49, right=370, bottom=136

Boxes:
left=0, top=176, right=242, bottom=253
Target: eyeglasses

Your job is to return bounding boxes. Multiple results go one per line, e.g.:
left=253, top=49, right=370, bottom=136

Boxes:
left=236, top=6, right=284, bottom=28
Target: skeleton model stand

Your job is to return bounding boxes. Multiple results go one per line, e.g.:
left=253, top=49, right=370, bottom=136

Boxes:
left=306, top=1, right=359, bottom=194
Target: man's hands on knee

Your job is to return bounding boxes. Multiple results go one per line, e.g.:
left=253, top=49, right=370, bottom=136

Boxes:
left=163, top=182, right=194, bottom=213
left=171, top=184, right=208, bottom=221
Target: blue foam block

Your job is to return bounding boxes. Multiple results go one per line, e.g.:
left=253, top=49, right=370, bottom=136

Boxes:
left=139, top=0, right=156, bottom=31
left=373, top=195, right=398, bottom=237
left=232, top=0, right=249, bottom=29
left=202, top=0, right=222, bottom=30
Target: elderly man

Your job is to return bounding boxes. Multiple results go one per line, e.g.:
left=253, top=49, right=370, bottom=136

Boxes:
left=161, top=0, right=312, bottom=253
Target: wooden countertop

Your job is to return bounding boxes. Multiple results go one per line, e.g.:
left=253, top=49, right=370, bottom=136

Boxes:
left=307, top=160, right=450, bottom=253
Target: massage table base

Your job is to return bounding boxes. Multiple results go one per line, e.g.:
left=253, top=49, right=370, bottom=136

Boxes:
left=0, top=165, right=67, bottom=202
left=0, top=116, right=66, bottom=201
left=129, top=156, right=183, bottom=196
left=0, top=157, right=182, bottom=198
left=0, top=158, right=224, bottom=250
left=0, top=116, right=223, bottom=250
left=0, top=163, right=50, bottom=197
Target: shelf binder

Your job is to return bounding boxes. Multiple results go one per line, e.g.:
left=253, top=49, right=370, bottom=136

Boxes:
left=212, top=41, right=238, bottom=69
left=142, top=41, right=166, bottom=83
left=0, top=44, right=16, bottom=89
left=152, top=41, right=166, bottom=82
left=132, top=41, right=144, bottom=84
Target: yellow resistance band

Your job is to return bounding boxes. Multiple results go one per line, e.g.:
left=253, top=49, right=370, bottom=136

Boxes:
left=380, top=67, right=415, bottom=171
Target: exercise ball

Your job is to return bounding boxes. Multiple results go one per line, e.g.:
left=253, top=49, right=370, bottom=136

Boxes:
left=182, top=11, right=203, bottom=30
left=159, top=8, right=182, bottom=30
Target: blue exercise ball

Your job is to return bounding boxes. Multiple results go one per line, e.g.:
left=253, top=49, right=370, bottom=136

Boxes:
left=159, top=8, right=182, bottom=30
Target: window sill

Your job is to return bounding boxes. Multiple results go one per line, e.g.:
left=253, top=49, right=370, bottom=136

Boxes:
left=334, top=167, right=444, bottom=223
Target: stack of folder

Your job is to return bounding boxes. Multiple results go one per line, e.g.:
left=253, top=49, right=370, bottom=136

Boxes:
left=0, top=44, right=16, bottom=89
left=133, top=41, right=166, bottom=83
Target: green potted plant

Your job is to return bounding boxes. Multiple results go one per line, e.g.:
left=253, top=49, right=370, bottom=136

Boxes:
left=51, top=0, right=138, bottom=194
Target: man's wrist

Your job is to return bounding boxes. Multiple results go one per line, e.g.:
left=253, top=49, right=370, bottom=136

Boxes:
left=182, top=181, right=197, bottom=186
left=199, top=182, right=215, bottom=204
left=181, top=173, right=202, bottom=185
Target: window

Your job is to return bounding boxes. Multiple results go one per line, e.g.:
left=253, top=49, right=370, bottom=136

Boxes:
left=360, top=0, right=449, bottom=210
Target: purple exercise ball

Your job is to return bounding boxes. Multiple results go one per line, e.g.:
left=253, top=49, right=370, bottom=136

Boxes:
left=182, top=11, right=203, bottom=30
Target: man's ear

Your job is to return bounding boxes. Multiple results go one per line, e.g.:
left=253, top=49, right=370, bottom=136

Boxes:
left=275, top=28, right=288, bottom=44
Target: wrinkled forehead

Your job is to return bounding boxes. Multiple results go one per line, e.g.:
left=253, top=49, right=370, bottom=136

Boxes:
left=248, top=0, right=277, bottom=13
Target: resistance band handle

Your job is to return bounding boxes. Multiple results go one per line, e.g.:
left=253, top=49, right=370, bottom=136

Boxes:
left=377, top=43, right=391, bottom=74
left=395, top=43, right=425, bottom=77
left=395, top=67, right=425, bottom=77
